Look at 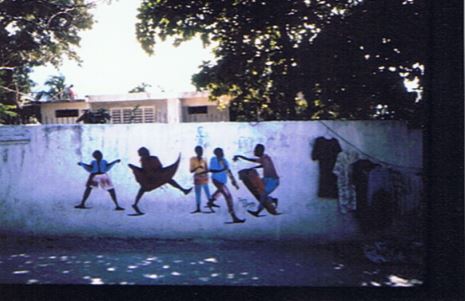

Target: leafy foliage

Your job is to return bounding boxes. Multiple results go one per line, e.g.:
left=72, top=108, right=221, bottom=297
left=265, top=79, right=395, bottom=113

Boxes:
left=0, top=103, right=18, bottom=124
left=35, top=75, right=73, bottom=101
left=0, top=0, right=94, bottom=109
left=76, top=108, right=111, bottom=124
left=129, top=82, right=152, bottom=93
left=136, top=0, right=427, bottom=125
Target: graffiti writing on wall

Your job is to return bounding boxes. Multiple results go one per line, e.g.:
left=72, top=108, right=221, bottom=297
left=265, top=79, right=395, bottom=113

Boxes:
left=237, top=136, right=256, bottom=151
left=0, top=128, right=30, bottom=144
left=238, top=197, right=256, bottom=209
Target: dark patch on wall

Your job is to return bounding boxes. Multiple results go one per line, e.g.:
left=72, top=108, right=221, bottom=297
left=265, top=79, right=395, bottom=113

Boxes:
left=279, top=133, right=290, bottom=148
left=2, top=148, right=8, bottom=163
left=72, top=125, right=83, bottom=157
left=20, top=148, right=25, bottom=168
left=43, top=126, right=63, bottom=149
left=43, top=125, right=64, bottom=135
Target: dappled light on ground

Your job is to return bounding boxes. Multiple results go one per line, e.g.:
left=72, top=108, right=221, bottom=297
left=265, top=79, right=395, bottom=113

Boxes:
left=0, top=239, right=425, bottom=286
left=360, top=273, right=424, bottom=287
left=386, top=274, right=423, bottom=287
left=204, top=257, right=218, bottom=263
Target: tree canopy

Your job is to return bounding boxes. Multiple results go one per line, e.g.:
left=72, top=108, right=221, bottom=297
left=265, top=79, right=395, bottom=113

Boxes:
left=136, top=0, right=428, bottom=126
left=0, top=0, right=95, bottom=109
left=35, top=75, right=74, bottom=101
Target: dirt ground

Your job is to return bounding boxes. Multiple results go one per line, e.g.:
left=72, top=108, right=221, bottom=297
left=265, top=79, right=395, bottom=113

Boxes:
left=0, top=235, right=424, bottom=287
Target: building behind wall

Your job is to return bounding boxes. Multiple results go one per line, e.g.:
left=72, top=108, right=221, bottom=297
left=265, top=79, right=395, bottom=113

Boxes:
left=39, top=91, right=230, bottom=124
left=180, top=92, right=230, bottom=122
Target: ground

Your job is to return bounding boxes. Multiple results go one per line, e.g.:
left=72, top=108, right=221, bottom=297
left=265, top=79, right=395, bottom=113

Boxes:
left=0, top=236, right=424, bottom=287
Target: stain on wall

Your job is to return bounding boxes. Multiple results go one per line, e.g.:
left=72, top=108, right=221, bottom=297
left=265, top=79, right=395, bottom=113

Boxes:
left=72, top=125, right=83, bottom=157
left=2, top=148, right=8, bottom=163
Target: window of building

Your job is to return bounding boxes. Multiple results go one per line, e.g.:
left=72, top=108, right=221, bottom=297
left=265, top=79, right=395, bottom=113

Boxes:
left=55, top=109, right=79, bottom=118
left=187, top=106, right=208, bottom=114
left=110, top=106, right=156, bottom=123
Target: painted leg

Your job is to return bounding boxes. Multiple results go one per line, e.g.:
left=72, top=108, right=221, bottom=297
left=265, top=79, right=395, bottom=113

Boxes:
left=203, top=184, right=212, bottom=200
left=222, top=185, right=245, bottom=223
left=132, top=188, right=145, bottom=215
left=108, top=189, right=124, bottom=210
left=168, top=179, right=193, bottom=195
left=255, top=178, right=279, bottom=215
left=207, top=181, right=222, bottom=211
left=206, top=191, right=218, bottom=212
left=75, top=187, right=92, bottom=208
left=191, top=185, right=202, bottom=213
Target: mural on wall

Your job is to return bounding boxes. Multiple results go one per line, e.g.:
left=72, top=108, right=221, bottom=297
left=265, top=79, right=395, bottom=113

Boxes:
left=58, top=121, right=424, bottom=234
left=234, top=144, right=280, bottom=217
left=311, top=135, right=342, bottom=198
left=128, top=147, right=192, bottom=215
left=189, top=146, right=212, bottom=213
left=75, top=150, right=124, bottom=210
left=0, top=121, right=426, bottom=249
left=201, top=147, right=245, bottom=224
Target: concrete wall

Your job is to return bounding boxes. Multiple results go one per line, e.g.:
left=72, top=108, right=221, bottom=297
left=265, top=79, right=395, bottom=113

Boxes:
left=0, top=122, right=422, bottom=242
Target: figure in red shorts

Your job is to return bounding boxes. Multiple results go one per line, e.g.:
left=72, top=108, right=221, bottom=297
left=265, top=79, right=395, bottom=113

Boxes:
left=75, top=150, right=124, bottom=210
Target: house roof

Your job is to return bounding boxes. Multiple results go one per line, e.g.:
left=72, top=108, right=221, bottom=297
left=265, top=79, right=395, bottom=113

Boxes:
left=39, top=99, right=87, bottom=105
left=179, top=91, right=209, bottom=99
left=85, top=92, right=170, bottom=102
left=38, top=91, right=211, bottom=104
left=86, top=91, right=209, bottom=103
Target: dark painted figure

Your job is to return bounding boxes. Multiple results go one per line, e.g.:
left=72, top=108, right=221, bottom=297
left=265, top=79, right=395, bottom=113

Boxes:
left=234, top=144, right=280, bottom=216
left=311, top=136, right=342, bottom=198
left=128, top=147, right=192, bottom=215
left=75, top=150, right=124, bottom=210
left=202, top=147, right=245, bottom=223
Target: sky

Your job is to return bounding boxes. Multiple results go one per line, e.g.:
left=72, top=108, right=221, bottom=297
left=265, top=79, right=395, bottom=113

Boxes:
left=30, top=0, right=215, bottom=98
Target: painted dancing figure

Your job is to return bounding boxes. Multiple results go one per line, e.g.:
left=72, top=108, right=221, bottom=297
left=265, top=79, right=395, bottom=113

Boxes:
left=189, top=146, right=212, bottom=213
left=202, top=148, right=245, bottom=223
left=234, top=144, right=280, bottom=216
left=75, top=150, right=124, bottom=210
left=128, top=147, right=192, bottom=215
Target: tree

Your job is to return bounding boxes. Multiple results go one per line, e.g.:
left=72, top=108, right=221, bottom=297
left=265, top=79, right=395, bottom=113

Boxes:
left=0, top=103, right=17, bottom=124
left=136, top=0, right=427, bottom=126
left=128, top=82, right=152, bottom=93
left=35, top=75, right=70, bottom=101
left=0, top=0, right=95, bottom=111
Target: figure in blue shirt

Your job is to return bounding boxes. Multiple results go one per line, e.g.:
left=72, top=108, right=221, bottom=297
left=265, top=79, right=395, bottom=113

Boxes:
left=75, top=150, right=124, bottom=210
left=202, top=147, right=245, bottom=223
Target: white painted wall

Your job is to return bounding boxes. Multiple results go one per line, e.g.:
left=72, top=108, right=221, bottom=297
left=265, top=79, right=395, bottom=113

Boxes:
left=166, top=98, right=181, bottom=124
left=0, top=122, right=422, bottom=242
